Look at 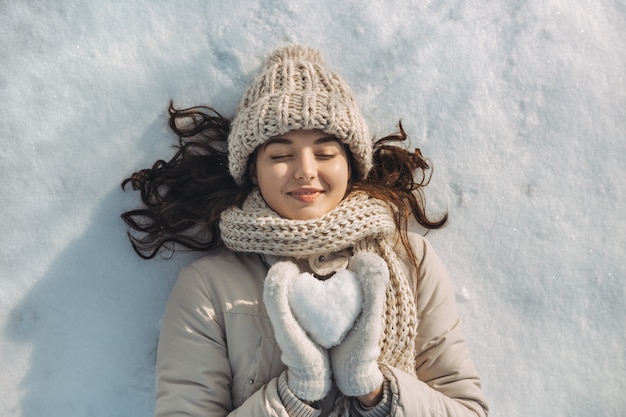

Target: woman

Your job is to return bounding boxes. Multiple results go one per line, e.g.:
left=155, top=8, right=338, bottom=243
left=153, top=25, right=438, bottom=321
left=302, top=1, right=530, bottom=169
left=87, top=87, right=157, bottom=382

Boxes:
left=122, top=45, right=489, bottom=417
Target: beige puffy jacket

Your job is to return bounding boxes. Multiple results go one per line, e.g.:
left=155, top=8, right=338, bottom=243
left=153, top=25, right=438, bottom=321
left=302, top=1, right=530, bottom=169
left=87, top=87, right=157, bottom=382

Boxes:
left=154, top=232, right=489, bottom=416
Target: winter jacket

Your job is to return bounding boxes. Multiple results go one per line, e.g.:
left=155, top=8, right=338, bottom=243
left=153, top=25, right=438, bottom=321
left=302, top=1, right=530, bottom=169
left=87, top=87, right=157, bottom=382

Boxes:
left=154, top=232, right=489, bottom=416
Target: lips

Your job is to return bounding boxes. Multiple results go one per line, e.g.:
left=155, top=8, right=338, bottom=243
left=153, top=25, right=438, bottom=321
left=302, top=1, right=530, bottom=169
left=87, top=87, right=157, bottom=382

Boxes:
left=288, top=189, right=323, bottom=203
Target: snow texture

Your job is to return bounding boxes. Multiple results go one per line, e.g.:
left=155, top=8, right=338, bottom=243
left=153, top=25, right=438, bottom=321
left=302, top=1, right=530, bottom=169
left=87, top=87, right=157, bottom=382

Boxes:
left=289, top=270, right=363, bottom=349
left=0, top=1, right=624, bottom=416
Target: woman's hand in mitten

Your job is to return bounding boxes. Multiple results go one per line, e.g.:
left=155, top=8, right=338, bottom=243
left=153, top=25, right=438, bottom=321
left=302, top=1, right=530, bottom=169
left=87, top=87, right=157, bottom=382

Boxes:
left=330, top=252, right=389, bottom=397
left=263, top=260, right=332, bottom=401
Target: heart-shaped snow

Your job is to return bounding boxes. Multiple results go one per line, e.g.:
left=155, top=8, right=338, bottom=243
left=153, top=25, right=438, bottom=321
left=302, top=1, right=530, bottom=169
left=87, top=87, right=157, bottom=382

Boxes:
left=288, top=269, right=363, bottom=348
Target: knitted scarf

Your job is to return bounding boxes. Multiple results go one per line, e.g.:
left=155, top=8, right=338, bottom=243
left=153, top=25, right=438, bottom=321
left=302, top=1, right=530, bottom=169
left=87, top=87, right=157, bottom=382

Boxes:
left=220, top=189, right=418, bottom=378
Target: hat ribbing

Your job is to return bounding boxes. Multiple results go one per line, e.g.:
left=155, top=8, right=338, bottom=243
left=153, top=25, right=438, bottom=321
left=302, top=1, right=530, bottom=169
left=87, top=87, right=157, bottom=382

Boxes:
left=228, top=45, right=372, bottom=184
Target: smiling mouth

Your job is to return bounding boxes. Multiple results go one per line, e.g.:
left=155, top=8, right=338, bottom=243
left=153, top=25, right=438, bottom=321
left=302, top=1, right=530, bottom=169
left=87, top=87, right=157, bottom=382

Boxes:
left=289, top=190, right=322, bottom=202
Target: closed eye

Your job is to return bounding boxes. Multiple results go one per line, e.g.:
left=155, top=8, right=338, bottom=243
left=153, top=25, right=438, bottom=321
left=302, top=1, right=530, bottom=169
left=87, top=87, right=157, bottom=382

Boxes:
left=270, top=154, right=292, bottom=161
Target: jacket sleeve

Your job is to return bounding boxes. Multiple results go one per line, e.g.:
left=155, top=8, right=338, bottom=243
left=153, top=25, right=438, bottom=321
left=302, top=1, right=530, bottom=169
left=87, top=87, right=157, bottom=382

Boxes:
left=377, top=236, right=489, bottom=417
left=154, top=263, right=316, bottom=417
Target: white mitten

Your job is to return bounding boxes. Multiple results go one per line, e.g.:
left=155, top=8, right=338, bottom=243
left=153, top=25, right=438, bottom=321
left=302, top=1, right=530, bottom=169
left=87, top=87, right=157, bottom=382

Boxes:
left=330, top=252, right=390, bottom=397
left=263, top=261, right=332, bottom=401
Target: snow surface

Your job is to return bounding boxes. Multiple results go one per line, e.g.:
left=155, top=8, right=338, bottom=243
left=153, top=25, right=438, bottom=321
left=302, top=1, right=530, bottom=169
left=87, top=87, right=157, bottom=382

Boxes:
left=290, top=269, right=363, bottom=349
left=1, top=1, right=624, bottom=416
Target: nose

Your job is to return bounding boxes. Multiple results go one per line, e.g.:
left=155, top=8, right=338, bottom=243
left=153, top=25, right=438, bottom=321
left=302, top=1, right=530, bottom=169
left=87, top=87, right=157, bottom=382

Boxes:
left=295, top=152, right=317, bottom=181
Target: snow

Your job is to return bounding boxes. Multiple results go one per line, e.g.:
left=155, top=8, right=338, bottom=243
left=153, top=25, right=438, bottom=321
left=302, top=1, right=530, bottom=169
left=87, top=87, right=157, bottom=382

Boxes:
left=1, top=1, right=624, bottom=416
left=290, top=269, right=363, bottom=349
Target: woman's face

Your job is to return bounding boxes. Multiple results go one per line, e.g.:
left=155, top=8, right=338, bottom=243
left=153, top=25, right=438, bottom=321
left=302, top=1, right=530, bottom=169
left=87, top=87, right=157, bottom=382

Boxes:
left=253, top=129, right=350, bottom=220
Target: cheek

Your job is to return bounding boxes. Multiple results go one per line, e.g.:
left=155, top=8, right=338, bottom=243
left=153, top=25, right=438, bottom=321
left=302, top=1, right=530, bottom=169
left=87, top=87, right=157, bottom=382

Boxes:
left=330, top=159, right=351, bottom=186
left=255, top=162, right=287, bottom=190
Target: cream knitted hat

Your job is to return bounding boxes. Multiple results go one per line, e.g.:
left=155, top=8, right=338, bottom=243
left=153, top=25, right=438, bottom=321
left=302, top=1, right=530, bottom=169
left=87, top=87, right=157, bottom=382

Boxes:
left=228, top=45, right=372, bottom=184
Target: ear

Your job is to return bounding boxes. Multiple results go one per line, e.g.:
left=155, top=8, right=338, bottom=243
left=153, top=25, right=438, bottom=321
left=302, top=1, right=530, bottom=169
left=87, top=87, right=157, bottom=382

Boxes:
left=249, top=159, right=258, bottom=185
left=344, top=145, right=354, bottom=182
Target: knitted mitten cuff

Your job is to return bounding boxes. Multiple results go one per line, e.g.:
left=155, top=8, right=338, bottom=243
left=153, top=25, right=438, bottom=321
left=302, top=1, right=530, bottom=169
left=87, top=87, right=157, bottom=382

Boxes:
left=278, top=371, right=322, bottom=417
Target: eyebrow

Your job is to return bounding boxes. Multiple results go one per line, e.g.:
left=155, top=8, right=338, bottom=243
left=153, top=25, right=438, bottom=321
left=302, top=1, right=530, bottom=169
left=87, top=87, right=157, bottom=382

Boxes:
left=263, top=136, right=340, bottom=149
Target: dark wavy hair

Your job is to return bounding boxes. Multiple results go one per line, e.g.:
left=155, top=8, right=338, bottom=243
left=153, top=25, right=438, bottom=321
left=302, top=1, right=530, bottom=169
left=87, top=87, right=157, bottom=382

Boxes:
left=121, top=102, right=447, bottom=260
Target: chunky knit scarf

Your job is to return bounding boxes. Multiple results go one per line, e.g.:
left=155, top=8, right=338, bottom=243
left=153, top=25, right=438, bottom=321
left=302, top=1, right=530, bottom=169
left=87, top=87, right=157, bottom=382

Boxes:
left=220, top=189, right=418, bottom=377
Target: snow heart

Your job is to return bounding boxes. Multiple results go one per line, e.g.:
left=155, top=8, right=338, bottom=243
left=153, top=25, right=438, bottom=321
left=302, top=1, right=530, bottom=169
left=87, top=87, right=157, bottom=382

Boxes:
left=288, top=269, right=363, bottom=349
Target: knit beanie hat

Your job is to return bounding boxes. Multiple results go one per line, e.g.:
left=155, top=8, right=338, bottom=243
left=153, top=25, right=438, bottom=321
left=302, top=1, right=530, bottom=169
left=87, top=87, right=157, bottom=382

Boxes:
left=228, top=45, right=372, bottom=184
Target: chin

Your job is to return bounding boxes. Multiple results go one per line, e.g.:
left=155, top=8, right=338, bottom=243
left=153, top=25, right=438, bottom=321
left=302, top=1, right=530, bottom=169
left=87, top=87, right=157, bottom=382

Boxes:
left=286, top=208, right=326, bottom=220
left=288, top=213, right=321, bottom=221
